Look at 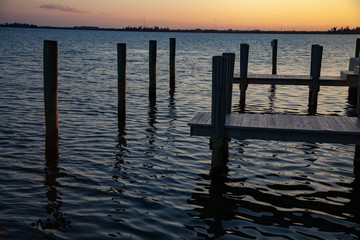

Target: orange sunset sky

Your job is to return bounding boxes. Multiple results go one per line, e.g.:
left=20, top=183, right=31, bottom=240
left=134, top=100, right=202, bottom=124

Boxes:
left=0, top=0, right=359, bottom=31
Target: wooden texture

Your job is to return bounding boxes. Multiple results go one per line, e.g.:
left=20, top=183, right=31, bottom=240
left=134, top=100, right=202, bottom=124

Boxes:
left=239, top=44, right=249, bottom=112
left=44, top=40, right=59, bottom=158
left=308, top=45, right=323, bottom=115
left=222, top=53, right=235, bottom=114
left=117, top=43, right=126, bottom=124
left=189, top=113, right=360, bottom=144
left=211, top=56, right=229, bottom=176
left=149, top=40, right=157, bottom=100
left=233, top=74, right=355, bottom=86
left=170, top=38, right=176, bottom=89
left=272, top=39, right=278, bottom=75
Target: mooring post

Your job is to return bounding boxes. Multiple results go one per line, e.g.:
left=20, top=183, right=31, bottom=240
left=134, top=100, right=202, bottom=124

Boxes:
left=44, top=40, right=59, bottom=159
left=355, top=61, right=360, bottom=175
left=117, top=43, right=126, bottom=126
left=211, top=55, right=229, bottom=177
left=239, top=44, right=249, bottom=113
left=356, top=38, right=360, bottom=58
left=349, top=39, right=360, bottom=103
left=272, top=39, right=278, bottom=75
left=170, top=38, right=176, bottom=90
left=223, top=53, right=235, bottom=114
left=149, top=40, right=157, bottom=100
left=308, top=44, right=323, bottom=115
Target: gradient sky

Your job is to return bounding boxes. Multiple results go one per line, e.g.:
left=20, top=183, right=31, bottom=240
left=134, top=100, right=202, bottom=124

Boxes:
left=0, top=0, right=359, bottom=30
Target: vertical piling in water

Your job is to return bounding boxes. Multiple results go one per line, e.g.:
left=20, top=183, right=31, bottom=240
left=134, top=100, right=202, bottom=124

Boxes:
left=239, top=44, right=249, bottom=113
left=44, top=40, right=59, bottom=159
left=308, top=44, right=323, bottom=115
left=223, top=53, right=235, bottom=114
left=170, top=38, right=176, bottom=90
left=349, top=39, right=360, bottom=103
left=355, top=61, right=360, bottom=175
left=117, top=43, right=126, bottom=126
left=272, top=39, right=278, bottom=75
left=211, top=55, right=229, bottom=177
left=149, top=40, right=157, bottom=100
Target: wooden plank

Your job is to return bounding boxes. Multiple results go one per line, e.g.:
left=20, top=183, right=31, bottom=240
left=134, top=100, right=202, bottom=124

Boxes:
left=275, top=114, right=285, bottom=129
left=258, top=114, right=268, bottom=128
left=322, top=116, right=345, bottom=132
left=267, top=114, right=277, bottom=129
left=241, top=114, right=252, bottom=127
left=249, top=114, right=260, bottom=128
left=283, top=114, right=295, bottom=129
left=231, top=113, right=245, bottom=127
left=315, top=116, right=333, bottom=131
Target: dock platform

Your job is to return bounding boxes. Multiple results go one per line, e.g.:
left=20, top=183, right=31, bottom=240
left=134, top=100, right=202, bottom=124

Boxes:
left=189, top=112, right=360, bottom=145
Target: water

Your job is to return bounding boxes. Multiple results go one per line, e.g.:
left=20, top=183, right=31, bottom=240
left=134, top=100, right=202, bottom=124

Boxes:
left=0, top=28, right=360, bottom=239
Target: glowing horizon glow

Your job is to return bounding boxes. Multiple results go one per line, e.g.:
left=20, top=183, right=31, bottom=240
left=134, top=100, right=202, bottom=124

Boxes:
left=0, top=0, right=359, bottom=31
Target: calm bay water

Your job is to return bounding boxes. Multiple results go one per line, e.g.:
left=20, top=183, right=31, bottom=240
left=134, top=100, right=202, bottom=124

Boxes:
left=0, top=28, right=360, bottom=239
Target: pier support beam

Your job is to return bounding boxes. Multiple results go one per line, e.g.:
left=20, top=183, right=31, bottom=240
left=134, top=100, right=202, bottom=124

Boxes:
left=149, top=40, right=157, bottom=101
left=44, top=40, right=59, bottom=159
left=272, top=39, right=278, bottom=75
left=308, top=44, right=323, bottom=115
left=239, top=44, right=249, bottom=113
left=117, top=43, right=126, bottom=127
left=170, top=38, right=176, bottom=90
left=355, top=60, right=360, bottom=175
left=210, top=53, right=235, bottom=177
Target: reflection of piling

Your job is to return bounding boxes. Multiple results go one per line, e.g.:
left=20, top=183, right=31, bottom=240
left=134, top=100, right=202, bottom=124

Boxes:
left=170, top=38, right=176, bottom=90
left=149, top=40, right=157, bottom=100
left=272, top=39, right=278, bottom=75
left=44, top=40, right=59, bottom=159
left=308, top=44, right=323, bottom=115
left=239, top=43, right=249, bottom=113
left=117, top=43, right=126, bottom=125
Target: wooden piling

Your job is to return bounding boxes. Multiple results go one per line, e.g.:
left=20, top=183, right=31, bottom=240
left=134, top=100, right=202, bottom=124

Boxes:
left=239, top=44, right=249, bottom=113
left=149, top=40, right=157, bottom=100
left=356, top=62, right=360, bottom=175
left=117, top=43, right=126, bottom=125
left=170, top=38, right=176, bottom=90
left=211, top=56, right=229, bottom=177
left=356, top=38, right=360, bottom=58
left=43, top=40, right=59, bottom=158
left=223, top=53, right=235, bottom=114
left=272, top=39, right=278, bottom=75
left=308, top=44, right=323, bottom=115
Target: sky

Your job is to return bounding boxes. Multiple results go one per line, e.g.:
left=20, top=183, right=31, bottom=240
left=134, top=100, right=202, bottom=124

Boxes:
left=0, top=0, right=359, bottom=31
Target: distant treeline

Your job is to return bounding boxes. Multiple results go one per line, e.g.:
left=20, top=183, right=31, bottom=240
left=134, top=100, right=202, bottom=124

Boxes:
left=328, top=26, right=360, bottom=34
left=1, top=22, right=360, bottom=34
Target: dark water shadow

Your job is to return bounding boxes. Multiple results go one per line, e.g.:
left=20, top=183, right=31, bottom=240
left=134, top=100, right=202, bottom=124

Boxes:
left=146, top=99, right=158, bottom=149
left=33, top=155, right=70, bottom=239
left=114, top=120, right=128, bottom=171
left=268, top=85, right=276, bottom=113
left=185, top=174, right=360, bottom=239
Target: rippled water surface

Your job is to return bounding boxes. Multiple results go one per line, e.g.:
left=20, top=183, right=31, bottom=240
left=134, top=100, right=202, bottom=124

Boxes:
left=1, top=28, right=360, bottom=239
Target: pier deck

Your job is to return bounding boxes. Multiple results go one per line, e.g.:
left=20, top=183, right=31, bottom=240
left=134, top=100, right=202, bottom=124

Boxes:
left=189, top=112, right=360, bottom=145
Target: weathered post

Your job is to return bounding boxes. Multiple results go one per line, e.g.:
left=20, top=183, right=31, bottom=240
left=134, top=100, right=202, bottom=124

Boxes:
left=44, top=40, right=59, bottom=159
left=356, top=38, right=360, bottom=58
left=170, top=38, right=176, bottom=90
left=355, top=61, right=360, bottom=175
left=149, top=40, right=157, bottom=100
left=239, top=44, right=249, bottom=113
left=308, top=44, right=323, bottom=115
left=223, top=53, right=235, bottom=114
left=272, top=39, right=278, bottom=75
left=211, top=55, right=229, bottom=177
left=117, top=43, right=126, bottom=126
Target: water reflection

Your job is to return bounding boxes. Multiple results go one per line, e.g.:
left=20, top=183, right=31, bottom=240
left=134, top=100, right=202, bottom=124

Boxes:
left=33, top=155, right=70, bottom=238
left=146, top=99, right=158, bottom=149
left=268, top=85, right=276, bottom=113
left=186, top=174, right=360, bottom=239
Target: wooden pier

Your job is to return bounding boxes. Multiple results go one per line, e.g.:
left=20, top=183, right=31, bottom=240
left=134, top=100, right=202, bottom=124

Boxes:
left=189, top=41, right=360, bottom=177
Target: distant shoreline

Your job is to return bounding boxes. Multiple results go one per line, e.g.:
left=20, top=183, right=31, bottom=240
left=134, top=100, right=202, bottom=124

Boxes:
left=1, top=23, right=360, bottom=34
